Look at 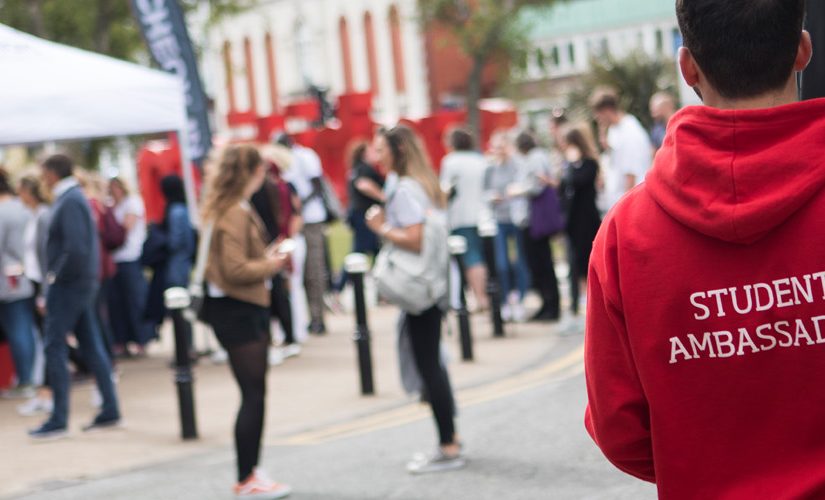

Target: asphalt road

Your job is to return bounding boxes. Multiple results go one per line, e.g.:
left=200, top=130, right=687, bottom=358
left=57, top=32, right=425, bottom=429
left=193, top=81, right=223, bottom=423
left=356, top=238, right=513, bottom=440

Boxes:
left=15, top=343, right=657, bottom=500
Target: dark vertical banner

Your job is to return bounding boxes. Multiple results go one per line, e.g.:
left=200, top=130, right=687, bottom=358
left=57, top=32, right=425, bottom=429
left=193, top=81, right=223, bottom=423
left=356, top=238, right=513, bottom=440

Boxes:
left=803, top=0, right=825, bottom=99
left=131, top=0, right=212, bottom=166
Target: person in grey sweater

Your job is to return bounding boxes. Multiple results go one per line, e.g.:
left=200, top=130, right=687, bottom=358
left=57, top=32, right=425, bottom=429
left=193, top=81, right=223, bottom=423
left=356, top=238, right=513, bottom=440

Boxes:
left=0, top=170, right=37, bottom=399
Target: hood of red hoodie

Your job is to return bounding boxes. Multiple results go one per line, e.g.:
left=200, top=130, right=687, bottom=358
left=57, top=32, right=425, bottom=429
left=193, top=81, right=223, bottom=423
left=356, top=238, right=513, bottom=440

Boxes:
left=646, top=98, right=825, bottom=245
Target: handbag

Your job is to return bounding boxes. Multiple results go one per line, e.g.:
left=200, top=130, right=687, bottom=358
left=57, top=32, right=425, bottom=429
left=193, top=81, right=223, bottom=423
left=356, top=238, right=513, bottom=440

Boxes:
left=188, top=222, right=214, bottom=320
left=529, top=187, right=565, bottom=239
left=373, top=199, right=449, bottom=314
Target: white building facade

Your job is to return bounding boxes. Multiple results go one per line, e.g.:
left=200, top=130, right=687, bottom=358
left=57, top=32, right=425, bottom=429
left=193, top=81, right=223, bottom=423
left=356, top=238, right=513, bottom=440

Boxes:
left=203, top=0, right=432, bottom=134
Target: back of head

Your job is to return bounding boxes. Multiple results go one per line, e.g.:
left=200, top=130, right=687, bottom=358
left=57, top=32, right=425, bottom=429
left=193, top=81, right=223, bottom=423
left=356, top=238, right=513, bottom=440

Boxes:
left=563, top=125, right=599, bottom=162
left=516, top=132, right=537, bottom=155
left=381, top=126, right=446, bottom=208
left=19, top=175, right=49, bottom=205
left=160, top=175, right=186, bottom=205
left=202, top=144, right=262, bottom=221
left=677, top=0, right=806, bottom=99
left=589, top=87, right=620, bottom=113
left=43, top=154, right=74, bottom=180
left=274, top=132, right=294, bottom=148
left=448, top=128, right=475, bottom=152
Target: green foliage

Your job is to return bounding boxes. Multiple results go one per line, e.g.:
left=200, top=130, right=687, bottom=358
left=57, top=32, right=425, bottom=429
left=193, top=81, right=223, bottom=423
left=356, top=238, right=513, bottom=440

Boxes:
left=419, top=0, right=558, bottom=138
left=0, top=0, right=255, bottom=165
left=568, top=50, right=679, bottom=130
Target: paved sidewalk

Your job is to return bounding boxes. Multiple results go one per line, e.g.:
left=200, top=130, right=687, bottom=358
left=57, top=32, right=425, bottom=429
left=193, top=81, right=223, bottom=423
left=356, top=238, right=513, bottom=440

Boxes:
left=0, top=301, right=582, bottom=498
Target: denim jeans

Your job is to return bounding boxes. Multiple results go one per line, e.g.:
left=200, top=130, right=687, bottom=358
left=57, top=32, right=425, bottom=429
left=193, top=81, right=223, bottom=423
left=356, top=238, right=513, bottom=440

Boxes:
left=44, top=283, right=119, bottom=428
left=494, top=223, right=531, bottom=301
left=0, top=298, right=36, bottom=386
left=108, top=260, right=155, bottom=347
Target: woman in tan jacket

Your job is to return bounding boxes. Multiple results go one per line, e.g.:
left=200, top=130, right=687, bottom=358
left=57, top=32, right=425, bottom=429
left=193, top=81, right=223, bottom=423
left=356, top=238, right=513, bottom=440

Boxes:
left=202, top=145, right=292, bottom=499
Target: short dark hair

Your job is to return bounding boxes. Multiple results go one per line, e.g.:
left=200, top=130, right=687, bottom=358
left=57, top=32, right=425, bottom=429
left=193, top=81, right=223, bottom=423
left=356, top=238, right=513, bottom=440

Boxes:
left=516, top=132, right=537, bottom=155
left=677, top=0, right=805, bottom=99
left=42, top=154, right=74, bottom=179
left=449, top=128, right=474, bottom=151
left=589, top=87, right=620, bottom=112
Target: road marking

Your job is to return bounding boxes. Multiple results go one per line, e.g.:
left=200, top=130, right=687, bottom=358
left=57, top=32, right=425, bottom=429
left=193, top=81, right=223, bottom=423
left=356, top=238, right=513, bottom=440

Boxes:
left=281, top=343, right=584, bottom=446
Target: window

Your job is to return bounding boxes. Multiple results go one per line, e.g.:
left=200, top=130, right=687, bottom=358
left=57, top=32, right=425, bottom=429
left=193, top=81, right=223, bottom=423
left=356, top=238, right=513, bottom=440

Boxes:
left=655, top=29, right=664, bottom=54
left=567, top=43, right=575, bottom=66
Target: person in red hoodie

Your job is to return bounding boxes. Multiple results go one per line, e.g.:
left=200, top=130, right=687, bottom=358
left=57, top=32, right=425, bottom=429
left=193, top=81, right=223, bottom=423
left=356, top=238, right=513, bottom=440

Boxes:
left=584, top=1, right=822, bottom=499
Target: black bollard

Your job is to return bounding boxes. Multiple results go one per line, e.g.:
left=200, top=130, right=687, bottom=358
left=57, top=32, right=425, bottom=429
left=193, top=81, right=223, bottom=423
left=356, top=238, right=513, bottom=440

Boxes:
left=479, top=220, right=505, bottom=337
left=448, top=235, right=474, bottom=361
left=345, top=253, right=375, bottom=395
left=164, top=288, right=198, bottom=440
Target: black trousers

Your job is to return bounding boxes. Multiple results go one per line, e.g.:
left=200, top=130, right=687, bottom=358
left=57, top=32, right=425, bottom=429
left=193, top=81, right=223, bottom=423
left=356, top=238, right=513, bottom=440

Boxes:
left=523, top=229, right=560, bottom=318
left=407, top=306, right=456, bottom=445
left=269, top=275, right=294, bottom=344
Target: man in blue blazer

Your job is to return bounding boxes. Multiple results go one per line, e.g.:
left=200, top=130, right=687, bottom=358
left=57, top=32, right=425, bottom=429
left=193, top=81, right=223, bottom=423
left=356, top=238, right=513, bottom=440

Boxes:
left=29, top=154, right=121, bottom=439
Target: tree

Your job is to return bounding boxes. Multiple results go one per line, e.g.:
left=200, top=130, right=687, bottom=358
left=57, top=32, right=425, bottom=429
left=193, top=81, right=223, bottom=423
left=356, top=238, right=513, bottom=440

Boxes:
left=0, top=0, right=255, bottom=165
left=567, top=51, right=679, bottom=131
left=419, top=0, right=558, bottom=142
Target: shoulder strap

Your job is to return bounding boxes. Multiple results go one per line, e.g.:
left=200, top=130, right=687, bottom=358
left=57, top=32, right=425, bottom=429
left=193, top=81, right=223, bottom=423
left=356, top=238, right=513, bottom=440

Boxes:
left=190, top=221, right=214, bottom=290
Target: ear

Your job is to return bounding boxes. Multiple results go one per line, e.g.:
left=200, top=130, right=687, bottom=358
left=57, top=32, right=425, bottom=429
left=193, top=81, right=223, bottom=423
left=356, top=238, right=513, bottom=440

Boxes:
left=794, top=30, right=813, bottom=72
left=678, top=47, right=700, bottom=87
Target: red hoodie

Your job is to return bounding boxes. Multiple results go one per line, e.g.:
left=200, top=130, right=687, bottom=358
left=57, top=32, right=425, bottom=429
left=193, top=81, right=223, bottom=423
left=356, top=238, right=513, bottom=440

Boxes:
left=584, top=98, right=825, bottom=499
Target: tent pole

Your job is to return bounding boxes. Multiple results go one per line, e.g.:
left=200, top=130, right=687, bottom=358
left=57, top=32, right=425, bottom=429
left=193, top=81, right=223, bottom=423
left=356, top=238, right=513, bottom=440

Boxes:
left=177, top=129, right=200, bottom=227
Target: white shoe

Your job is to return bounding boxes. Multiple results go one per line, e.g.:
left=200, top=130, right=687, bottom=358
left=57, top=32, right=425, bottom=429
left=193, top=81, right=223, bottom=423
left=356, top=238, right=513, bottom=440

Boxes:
left=17, top=397, right=53, bottom=417
left=511, top=303, right=526, bottom=323
left=282, top=344, right=302, bottom=359
left=211, top=349, right=228, bottom=364
left=268, top=347, right=284, bottom=366
left=500, top=304, right=512, bottom=322
left=91, top=387, right=103, bottom=409
left=234, top=469, right=292, bottom=499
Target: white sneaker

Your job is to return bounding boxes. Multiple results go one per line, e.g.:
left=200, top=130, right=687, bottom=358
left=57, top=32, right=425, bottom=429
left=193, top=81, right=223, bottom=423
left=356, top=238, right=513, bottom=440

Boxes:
left=90, top=387, right=103, bottom=409
left=17, top=397, right=53, bottom=417
left=2, top=384, right=36, bottom=400
left=500, top=304, right=512, bottom=322
left=511, top=302, right=526, bottom=323
left=211, top=348, right=228, bottom=364
left=282, top=344, right=302, bottom=359
left=268, top=347, right=284, bottom=366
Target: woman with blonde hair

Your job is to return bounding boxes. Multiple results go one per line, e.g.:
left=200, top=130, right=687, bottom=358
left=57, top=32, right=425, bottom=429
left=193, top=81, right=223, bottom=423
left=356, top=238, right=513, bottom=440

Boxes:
left=201, top=144, right=292, bottom=499
left=367, top=126, right=464, bottom=474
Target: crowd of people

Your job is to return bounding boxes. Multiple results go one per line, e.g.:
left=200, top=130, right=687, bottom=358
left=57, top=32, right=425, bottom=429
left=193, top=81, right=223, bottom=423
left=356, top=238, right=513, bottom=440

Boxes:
left=0, top=83, right=672, bottom=497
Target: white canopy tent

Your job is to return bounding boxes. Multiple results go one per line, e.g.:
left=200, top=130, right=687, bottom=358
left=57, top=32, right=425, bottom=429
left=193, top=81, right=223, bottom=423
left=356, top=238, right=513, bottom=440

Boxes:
left=0, top=23, right=197, bottom=218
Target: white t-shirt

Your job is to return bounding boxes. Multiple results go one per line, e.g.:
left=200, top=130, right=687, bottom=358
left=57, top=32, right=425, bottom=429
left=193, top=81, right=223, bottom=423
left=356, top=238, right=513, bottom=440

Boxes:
left=440, top=151, right=488, bottom=229
left=112, top=195, right=147, bottom=263
left=285, top=145, right=327, bottom=224
left=602, top=114, right=653, bottom=210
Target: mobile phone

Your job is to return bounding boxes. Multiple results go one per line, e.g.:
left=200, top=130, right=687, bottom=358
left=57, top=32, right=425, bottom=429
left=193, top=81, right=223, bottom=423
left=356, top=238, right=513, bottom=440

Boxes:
left=275, top=238, right=297, bottom=255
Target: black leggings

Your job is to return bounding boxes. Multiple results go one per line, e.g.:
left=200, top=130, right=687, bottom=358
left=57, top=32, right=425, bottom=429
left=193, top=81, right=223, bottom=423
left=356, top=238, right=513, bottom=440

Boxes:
left=407, top=306, right=456, bottom=445
left=523, top=230, right=560, bottom=318
left=269, top=276, right=294, bottom=345
left=227, top=338, right=269, bottom=482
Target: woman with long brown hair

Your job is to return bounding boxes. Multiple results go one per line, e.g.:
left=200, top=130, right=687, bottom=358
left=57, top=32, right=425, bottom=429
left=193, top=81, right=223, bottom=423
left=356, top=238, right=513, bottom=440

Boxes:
left=367, top=126, right=464, bottom=474
left=558, top=125, right=602, bottom=315
left=202, top=145, right=292, bottom=499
